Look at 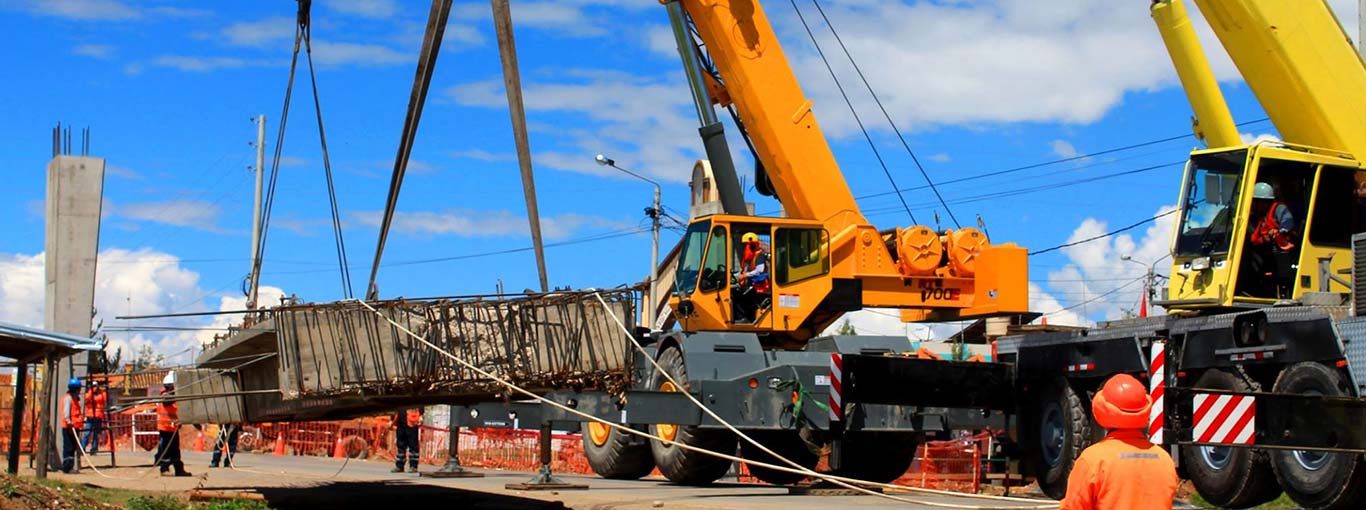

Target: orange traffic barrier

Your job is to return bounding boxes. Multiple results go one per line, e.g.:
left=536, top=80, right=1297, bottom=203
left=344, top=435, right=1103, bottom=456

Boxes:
left=273, top=434, right=286, bottom=456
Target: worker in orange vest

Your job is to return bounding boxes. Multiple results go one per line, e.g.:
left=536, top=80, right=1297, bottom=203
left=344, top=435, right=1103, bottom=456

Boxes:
left=155, top=372, right=191, bottom=476
left=60, top=378, right=84, bottom=473
left=735, top=233, right=771, bottom=323
left=82, top=380, right=108, bottom=454
left=1062, top=374, right=1178, bottom=510
left=390, top=407, right=423, bottom=473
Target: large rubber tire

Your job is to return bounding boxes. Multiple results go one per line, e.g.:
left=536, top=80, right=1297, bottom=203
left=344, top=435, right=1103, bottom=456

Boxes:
left=1182, top=369, right=1281, bottom=509
left=582, top=422, right=654, bottom=480
left=739, top=431, right=819, bottom=485
left=1269, top=362, right=1366, bottom=510
left=830, top=432, right=919, bottom=484
left=1025, top=379, right=1093, bottom=500
left=648, top=346, right=736, bottom=485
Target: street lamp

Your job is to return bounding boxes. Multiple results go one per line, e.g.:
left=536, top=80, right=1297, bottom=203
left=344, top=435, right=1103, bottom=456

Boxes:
left=1121, top=255, right=1165, bottom=317
left=595, top=154, right=662, bottom=329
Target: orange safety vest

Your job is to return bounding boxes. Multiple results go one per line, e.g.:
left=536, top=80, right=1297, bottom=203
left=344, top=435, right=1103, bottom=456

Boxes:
left=1061, top=430, right=1178, bottom=510
left=1250, top=201, right=1296, bottom=251
left=156, top=401, right=179, bottom=433
left=741, top=247, right=771, bottom=294
left=62, top=393, right=84, bottom=430
left=406, top=409, right=422, bottom=428
left=84, top=388, right=107, bottom=419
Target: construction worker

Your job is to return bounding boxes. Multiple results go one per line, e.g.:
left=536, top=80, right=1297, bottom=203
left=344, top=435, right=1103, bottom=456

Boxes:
left=209, top=422, right=241, bottom=468
left=82, top=380, right=107, bottom=455
left=391, top=407, right=423, bottom=473
left=155, top=372, right=191, bottom=476
left=60, top=378, right=84, bottom=473
left=1061, top=374, right=1177, bottom=510
left=1245, top=181, right=1299, bottom=298
left=735, top=232, right=771, bottom=323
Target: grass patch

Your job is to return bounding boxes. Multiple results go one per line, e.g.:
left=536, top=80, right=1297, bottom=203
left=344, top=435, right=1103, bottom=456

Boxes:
left=1188, top=492, right=1297, bottom=509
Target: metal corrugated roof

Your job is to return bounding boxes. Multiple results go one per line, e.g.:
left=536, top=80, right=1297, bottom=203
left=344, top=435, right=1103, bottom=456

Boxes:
left=0, top=321, right=102, bottom=361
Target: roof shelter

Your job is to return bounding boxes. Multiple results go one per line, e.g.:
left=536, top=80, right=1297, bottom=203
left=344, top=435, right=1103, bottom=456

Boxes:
left=1, top=321, right=101, bottom=476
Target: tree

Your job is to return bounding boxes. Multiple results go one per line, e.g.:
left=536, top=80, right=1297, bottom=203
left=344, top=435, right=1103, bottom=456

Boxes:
left=90, top=336, right=122, bottom=374
left=836, top=319, right=857, bottom=336
left=130, top=344, right=165, bottom=371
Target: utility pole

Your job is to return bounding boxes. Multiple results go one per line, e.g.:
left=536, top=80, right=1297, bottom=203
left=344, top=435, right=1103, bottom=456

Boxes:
left=248, top=115, right=265, bottom=309
left=1359, top=0, right=1365, bottom=60
left=596, top=154, right=661, bottom=328
left=491, top=0, right=548, bottom=293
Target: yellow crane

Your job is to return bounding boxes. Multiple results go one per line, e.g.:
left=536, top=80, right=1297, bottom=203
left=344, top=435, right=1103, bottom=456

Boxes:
left=1153, top=0, right=1366, bottom=309
left=664, top=0, right=1029, bottom=349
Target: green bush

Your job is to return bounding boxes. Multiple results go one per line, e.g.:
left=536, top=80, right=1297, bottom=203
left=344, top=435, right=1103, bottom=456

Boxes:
left=198, top=499, right=270, bottom=510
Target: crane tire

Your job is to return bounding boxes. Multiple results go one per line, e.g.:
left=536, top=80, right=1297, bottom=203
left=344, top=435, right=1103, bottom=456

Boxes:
left=648, top=346, right=736, bottom=485
left=740, top=430, right=819, bottom=485
left=1182, top=369, right=1281, bottom=509
left=1269, top=362, right=1366, bottom=510
left=1025, top=379, right=1092, bottom=500
left=582, top=421, right=654, bottom=480
left=829, top=432, right=919, bottom=484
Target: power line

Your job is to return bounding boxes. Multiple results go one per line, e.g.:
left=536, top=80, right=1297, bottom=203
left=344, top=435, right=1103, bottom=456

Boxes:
left=1029, top=207, right=1180, bottom=256
left=1044, top=276, right=1144, bottom=317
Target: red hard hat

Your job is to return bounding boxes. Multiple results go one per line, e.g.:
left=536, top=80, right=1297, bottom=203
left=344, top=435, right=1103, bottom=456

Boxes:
left=1092, top=374, right=1151, bottom=430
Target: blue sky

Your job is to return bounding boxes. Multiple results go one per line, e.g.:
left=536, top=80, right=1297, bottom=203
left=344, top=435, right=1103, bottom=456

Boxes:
left=2, top=0, right=1353, bottom=360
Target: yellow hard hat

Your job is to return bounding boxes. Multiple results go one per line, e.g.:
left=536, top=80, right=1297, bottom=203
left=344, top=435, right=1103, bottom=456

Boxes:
left=742, top=233, right=759, bottom=244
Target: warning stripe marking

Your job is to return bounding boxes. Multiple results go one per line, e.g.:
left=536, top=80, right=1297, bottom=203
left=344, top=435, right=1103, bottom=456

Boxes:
left=1148, top=342, right=1165, bottom=443
left=1193, top=393, right=1255, bottom=445
left=829, top=353, right=843, bottom=422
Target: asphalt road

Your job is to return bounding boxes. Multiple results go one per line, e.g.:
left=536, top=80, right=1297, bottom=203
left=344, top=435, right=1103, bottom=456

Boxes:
left=47, top=451, right=1060, bottom=510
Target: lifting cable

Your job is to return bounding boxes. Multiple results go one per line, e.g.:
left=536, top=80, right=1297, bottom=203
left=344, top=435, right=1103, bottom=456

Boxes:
left=364, top=0, right=454, bottom=300
left=355, top=297, right=1059, bottom=509
left=806, top=0, right=960, bottom=228
left=788, top=0, right=919, bottom=225
left=253, top=0, right=355, bottom=300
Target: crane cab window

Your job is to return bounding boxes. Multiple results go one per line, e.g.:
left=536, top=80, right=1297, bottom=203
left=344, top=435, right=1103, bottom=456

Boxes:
left=774, top=227, right=829, bottom=285
left=674, top=220, right=712, bottom=296
left=698, top=226, right=729, bottom=293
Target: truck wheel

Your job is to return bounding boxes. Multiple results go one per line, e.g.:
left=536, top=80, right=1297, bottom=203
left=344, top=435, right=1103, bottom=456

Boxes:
left=1026, top=379, right=1091, bottom=500
left=582, top=421, right=654, bottom=480
left=1269, top=362, right=1366, bottom=510
left=1182, top=369, right=1280, bottom=509
left=648, top=346, right=736, bottom=484
left=740, top=431, right=819, bottom=485
left=830, top=432, right=919, bottom=484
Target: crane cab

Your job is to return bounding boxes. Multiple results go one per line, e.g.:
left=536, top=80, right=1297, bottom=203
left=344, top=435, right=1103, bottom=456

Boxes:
left=671, top=214, right=845, bottom=348
left=1164, top=142, right=1364, bottom=310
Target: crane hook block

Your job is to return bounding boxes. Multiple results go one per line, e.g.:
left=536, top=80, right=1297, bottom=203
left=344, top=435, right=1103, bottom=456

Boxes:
left=896, top=226, right=943, bottom=277
left=947, top=228, right=989, bottom=277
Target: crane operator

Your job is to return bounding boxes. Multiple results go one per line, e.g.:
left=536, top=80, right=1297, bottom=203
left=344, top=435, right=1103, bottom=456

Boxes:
left=1246, top=181, right=1298, bottom=298
left=735, top=233, right=771, bottom=323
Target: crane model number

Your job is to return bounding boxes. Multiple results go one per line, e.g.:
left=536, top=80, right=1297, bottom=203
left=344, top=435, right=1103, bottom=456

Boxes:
left=911, top=279, right=961, bottom=302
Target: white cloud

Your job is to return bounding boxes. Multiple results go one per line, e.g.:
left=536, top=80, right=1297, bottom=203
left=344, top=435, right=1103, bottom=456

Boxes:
left=19, top=0, right=139, bottom=20
left=219, top=16, right=411, bottom=67
left=311, top=41, right=410, bottom=67
left=927, top=153, right=951, bottom=163
left=72, top=44, right=114, bottom=59
left=451, top=149, right=515, bottom=162
left=105, top=164, right=141, bottom=179
left=1050, top=140, right=1078, bottom=159
left=111, top=199, right=224, bottom=232
left=352, top=209, right=634, bottom=240
left=1036, top=205, right=1179, bottom=324
left=447, top=70, right=699, bottom=183
left=0, top=248, right=266, bottom=367
left=221, top=16, right=295, bottom=48
left=1240, top=132, right=1281, bottom=144
left=324, top=0, right=399, bottom=19
left=454, top=0, right=651, bottom=38
left=150, top=55, right=266, bottom=72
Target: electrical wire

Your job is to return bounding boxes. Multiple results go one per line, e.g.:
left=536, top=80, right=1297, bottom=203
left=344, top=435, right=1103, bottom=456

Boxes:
left=1029, top=208, right=1180, bottom=256
left=807, top=0, right=959, bottom=228
left=788, top=0, right=918, bottom=224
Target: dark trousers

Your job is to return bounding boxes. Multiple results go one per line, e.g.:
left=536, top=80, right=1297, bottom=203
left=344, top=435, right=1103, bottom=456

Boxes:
left=156, top=430, right=185, bottom=473
left=61, top=427, right=79, bottom=473
left=394, top=427, right=419, bottom=469
left=211, top=425, right=240, bottom=467
left=81, top=418, right=104, bottom=453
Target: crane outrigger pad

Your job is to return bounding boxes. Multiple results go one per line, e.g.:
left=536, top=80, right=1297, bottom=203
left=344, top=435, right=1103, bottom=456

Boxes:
left=273, top=289, right=639, bottom=401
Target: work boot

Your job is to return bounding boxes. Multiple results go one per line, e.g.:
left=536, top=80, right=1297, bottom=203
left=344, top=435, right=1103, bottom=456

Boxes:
left=209, top=463, right=219, bottom=468
left=390, top=466, right=404, bottom=473
left=174, top=470, right=193, bottom=477
left=407, top=466, right=418, bottom=474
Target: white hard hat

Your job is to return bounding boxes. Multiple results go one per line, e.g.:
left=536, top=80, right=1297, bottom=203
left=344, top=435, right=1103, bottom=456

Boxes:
left=1253, top=182, right=1275, bottom=200
left=163, top=371, right=176, bottom=386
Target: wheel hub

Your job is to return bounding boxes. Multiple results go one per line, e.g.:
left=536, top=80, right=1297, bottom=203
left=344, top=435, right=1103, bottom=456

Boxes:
left=1199, top=445, right=1232, bottom=470
left=588, top=421, right=611, bottom=447
left=656, top=381, right=679, bottom=443
left=1040, top=404, right=1064, bottom=466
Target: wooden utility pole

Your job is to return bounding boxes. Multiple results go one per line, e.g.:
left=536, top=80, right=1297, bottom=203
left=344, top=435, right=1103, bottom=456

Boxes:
left=491, top=0, right=549, bottom=292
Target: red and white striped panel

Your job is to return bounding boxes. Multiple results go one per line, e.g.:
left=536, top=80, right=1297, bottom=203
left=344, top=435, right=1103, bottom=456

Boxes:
left=1148, top=341, right=1165, bottom=444
left=1193, top=393, right=1256, bottom=445
left=1065, top=363, right=1095, bottom=373
left=829, top=353, right=843, bottom=422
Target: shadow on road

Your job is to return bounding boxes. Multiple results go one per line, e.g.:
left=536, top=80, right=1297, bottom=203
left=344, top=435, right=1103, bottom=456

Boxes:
left=239, top=481, right=567, bottom=510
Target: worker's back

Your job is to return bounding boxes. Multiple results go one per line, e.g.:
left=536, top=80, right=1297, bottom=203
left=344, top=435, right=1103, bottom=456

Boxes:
left=1062, top=429, right=1178, bottom=510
